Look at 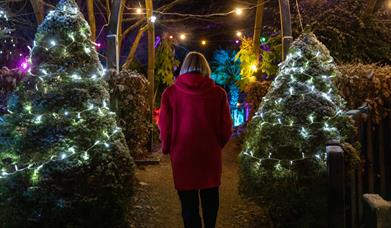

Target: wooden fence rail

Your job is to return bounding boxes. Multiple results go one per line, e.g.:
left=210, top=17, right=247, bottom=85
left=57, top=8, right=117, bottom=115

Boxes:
left=329, top=106, right=391, bottom=227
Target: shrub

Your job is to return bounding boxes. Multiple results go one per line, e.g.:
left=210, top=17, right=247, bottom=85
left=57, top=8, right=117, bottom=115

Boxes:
left=106, top=69, right=150, bottom=159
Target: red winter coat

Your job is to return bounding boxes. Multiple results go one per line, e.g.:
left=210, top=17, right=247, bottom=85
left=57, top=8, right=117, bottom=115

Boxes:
left=159, top=73, right=233, bottom=190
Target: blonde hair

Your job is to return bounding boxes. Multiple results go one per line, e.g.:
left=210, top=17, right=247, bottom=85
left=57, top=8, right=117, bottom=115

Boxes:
left=179, top=52, right=211, bottom=77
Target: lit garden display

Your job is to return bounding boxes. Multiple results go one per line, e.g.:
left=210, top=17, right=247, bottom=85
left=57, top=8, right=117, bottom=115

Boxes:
left=0, top=0, right=133, bottom=226
left=239, top=32, right=356, bottom=226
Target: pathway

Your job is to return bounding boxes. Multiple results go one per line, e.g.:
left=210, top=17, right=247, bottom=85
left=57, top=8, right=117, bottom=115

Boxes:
left=128, top=139, right=272, bottom=228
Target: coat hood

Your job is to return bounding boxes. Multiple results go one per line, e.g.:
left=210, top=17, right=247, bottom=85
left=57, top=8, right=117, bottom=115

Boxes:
left=174, top=73, right=215, bottom=95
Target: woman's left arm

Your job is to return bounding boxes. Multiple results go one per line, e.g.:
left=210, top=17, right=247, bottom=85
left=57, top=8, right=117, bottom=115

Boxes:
left=219, top=91, right=233, bottom=147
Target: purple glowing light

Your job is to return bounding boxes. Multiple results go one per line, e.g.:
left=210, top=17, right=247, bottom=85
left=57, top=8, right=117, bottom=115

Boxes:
left=95, top=42, right=102, bottom=48
left=19, top=58, right=31, bottom=72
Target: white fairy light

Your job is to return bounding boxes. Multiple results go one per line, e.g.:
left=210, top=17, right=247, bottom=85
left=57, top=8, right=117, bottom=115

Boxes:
left=60, top=153, right=67, bottom=160
left=50, top=40, right=56, bottom=47
left=34, top=115, right=43, bottom=124
left=300, top=127, right=310, bottom=138
left=68, top=147, right=76, bottom=154
left=308, top=114, right=314, bottom=123
left=82, top=152, right=89, bottom=161
left=84, top=46, right=91, bottom=54
left=150, top=15, right=157, bottom=23
left=71, top=74, right=81, bottom=80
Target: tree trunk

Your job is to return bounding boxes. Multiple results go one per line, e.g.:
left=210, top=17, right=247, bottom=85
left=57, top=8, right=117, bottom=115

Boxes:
left=364, top=0, right=384, bottom=19
left=122, top=25, right=149, bottom=69
left=146, top=0, right=155, bottom=150
left=87, top=0, right=96, bottom=41
left=253, top=0, right=265, bottom=63
left=278, top=0, right=293, bottom=61
left=106, top=0, right=124, bottom=72
left=30, top=0, right=45, bottom=24
left=105, top=0, right=111, bottom=21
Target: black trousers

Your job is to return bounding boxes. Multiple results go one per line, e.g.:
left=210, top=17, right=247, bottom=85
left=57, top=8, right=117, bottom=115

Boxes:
left=177, top=187, right=219, bottom=228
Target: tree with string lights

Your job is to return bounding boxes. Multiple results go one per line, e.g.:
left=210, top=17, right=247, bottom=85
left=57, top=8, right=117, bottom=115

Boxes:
left=0, top=0, right=134, bottom=226
left=0, top=8, right=18, bottom=67
left=239, top=32, right=357, bottom=226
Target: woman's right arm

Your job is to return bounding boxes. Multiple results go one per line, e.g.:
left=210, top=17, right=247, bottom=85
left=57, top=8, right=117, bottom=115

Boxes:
left=158, top=90, right=172, bottom=154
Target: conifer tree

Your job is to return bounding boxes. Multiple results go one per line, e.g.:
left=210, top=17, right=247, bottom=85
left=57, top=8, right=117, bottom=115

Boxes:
left=0, top=1, right=134, bottom=226
left=240, top=32, right=355, bottom=226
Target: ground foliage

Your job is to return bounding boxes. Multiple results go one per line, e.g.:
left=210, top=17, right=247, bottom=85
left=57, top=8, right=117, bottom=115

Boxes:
left=335, top=64, right=391, bottom=124
left=0, top=1, right=134, bottom=227
left=239, top=33, right=358, bottom=227
left=106, top=69, right=150, bottom=159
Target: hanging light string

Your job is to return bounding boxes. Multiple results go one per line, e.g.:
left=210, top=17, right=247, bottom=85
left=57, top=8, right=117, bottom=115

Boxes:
left=122, top=1, right=270, bottom=18
left=0, top=4, right=118, bottom=181
left=243, top=47, right=344, bottom=171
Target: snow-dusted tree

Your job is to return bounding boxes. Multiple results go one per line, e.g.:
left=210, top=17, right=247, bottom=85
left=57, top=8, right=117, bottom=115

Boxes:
left=0, top=0, right=134, bottom=226
left=239, top=33, right=356, bottom=226
left=0, top=8, right=18, bottom=67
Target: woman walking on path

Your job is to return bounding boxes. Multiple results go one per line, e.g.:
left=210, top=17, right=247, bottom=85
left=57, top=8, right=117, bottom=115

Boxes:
left=159, top=52, right=233, bottom=228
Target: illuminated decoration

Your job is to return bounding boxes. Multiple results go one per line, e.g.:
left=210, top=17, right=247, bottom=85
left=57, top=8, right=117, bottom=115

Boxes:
left=18, top=58, right=31, bottom=72
left=150, top=15, right=157, bottom=23
left=0, top=7, right=19, bottom=67
left=169, top=35, right=173, bottom=39
left=260, top=36, right=268, bottom=43
left=387, top=0, right=391, bottom=10
left=179, top=33, right=186, bottom=40
left=235, top=8, right=243, bottom=15
left=201, top=40, right=207, bottom=45
left=0, top=0, right=134, bottom=226
left=95, top=42, right=101, bottom=48
left=236, top=31, right=242, bottom=37
left=235, top=40, right=240, bottom=44
left=210, top=49, right=245, bottom=126
left=136, top=7, right=143, bottom=14
left=235, top=37, right=259, bottom=90
left=239, top=32, right=357, bottom=226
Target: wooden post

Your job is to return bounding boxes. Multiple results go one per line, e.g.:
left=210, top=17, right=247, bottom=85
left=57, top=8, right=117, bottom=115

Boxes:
left=107, top=0, right=124, bottom=72
left=146, top=0, right=155, bottom=151
left=378, top=112, right=386, bottom=197
left=30, top=0, right=45, bottom=24
left=87, top=0, right=96, bottom=41
left=327, top=145, right=346, bottom=228
left=366, top=114, right=375, bottom=193
left=347, top=109, right=362, bottom=228
left=278, top=0, right=293, bottom=60
left=253, top=0, right=264, bottom=62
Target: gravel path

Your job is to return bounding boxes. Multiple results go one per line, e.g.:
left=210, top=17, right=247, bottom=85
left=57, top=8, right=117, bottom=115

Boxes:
left=128, top=139, right=272, bottom=228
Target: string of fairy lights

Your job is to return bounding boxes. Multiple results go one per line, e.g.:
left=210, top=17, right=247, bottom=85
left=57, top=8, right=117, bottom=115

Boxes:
left=0, top=3, right=121, bottom=181
left=242, top=47, right=343, bottom=171
left=123, top=2, right=270, bottom=47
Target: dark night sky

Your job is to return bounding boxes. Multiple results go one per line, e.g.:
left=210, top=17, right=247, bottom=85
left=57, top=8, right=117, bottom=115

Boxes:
left=3, top=0, right=263, bottom=65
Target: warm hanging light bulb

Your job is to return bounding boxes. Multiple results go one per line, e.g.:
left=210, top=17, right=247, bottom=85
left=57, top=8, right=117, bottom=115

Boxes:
left=180, top=34, right=186, bottom=40
left=235, top=8, right=243, bottom=15
left=236, top=31, right=242, bottom=37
